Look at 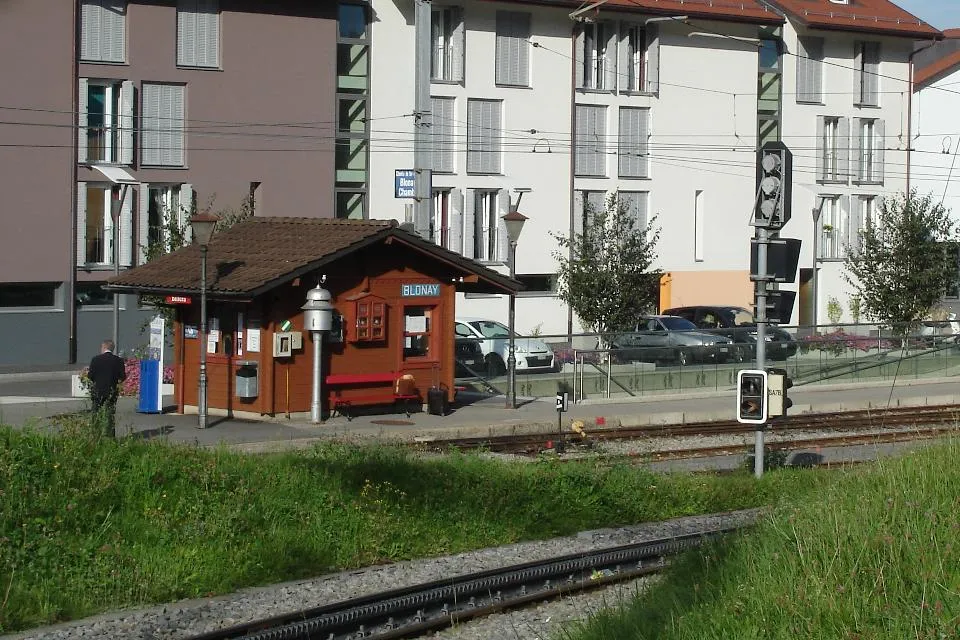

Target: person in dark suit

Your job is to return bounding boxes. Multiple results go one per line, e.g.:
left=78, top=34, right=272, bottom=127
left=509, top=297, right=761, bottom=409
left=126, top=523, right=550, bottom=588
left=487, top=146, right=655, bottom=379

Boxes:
left=88, top=339, right=126, bottom=437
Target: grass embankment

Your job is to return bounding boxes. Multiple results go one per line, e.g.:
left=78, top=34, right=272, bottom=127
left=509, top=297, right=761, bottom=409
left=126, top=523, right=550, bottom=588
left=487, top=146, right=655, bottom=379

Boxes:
left=567, top=441, right=960, bottom=640
left=0, top=417, right=822, bottom=634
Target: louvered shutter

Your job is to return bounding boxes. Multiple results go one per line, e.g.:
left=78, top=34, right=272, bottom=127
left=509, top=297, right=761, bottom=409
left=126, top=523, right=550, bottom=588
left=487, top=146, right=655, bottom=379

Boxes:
left=575, top=26, right=585, bottom=88
left=449, top=188, right=463, bottom=254
left=180, top=183, right=194, bottom=243
left=847, top=198, right=863, bottom=256
left=645, top=25, right=659, bottom=94
left=586, top=191, right=605, bottom=231
left=875, top=119, right=885, bottom=183
left=177, top=0, right=196, bottom=66
left=463, top=189, right=475, bottom=259
left=840, top=196, right=852, bottom=257
left=635, top=192, right=648, bottom=231
left=603, top=23, right=617, bottom=92
left=138, top=184, right=150, bottom=264
left=495, top=12, right=529, bottom=86
left=618, top=24, right=631, bottom=92
left=104, top=0, right=125, bottom=62
left=815, top=116, right=826, bottom=181
left=497, top=191, right=510, bottom=263
left=142, top=84, right=159, bottom=165
left=487, top=101, right=501, bottom=173
left=169, top=85, right=185, bottom=166
left=592, top=106, right=606, bottom=177
left=575, top=106, right=586, bottom=176
left=199, top=0, right=219, bottom=68
left=81, top=1, right=100, bottom=61
left=618, top=108, right=648, bottom=178
left=78, top=78, right=89, bottom=163
left=853, top=42, right=863, bottom=105
left=119, top=80, right=134, bottom=165
left=863, top=42, right=880, bottom=106
left=467, top=100, right=479, bottom=173
left=119, top=187, right=133, bottom=267
left=838, top=117, right=850, bottom=183
left=450, top=8, right=465, bottom=83
left=796, top=37, right=823, bottom=103
left=573, top=191, right=584, bottom=239
left=77, top=182, right=88, bottom=266
left=431, top=97, right=454, bottom=173
left=851, top=118, right=863, bottom=183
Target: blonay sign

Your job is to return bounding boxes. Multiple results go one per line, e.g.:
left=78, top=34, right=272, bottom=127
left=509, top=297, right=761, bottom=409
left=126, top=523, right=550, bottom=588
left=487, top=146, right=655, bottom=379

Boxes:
left=401, top=283, right=440, bottom=297
left=394, top=169, right=415, bottom=198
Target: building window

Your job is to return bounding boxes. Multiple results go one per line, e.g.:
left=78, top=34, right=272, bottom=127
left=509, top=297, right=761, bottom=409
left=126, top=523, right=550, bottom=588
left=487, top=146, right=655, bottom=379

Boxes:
left=432, top=189, right=451, bottom=249
left=338, top=3, right=370, bottom=92
left=818, top=195, right=862, bottom=260
left=853, top=118, right=884, bottom=184
left=80, top=0, right=126, bottom=63
left=495, top=11, right=530, bottom=87
left=76, top=282, right=114, bottom=308
left=338, top=95, right=368, bottom=136
left=78, top=183, right=133, bottom=267
left=79, top=79, right=133, bottom=165
left=618, top=107, right=649, bottom=178
left=177, top=0, right=219, bottom=68
left=759, top=38, right=780, bottom=71
left=432, top=7, right=464, bottom=83
left=817, top=116, right=848, bottom=184
left=577, top=190, right=606, bottom=234
left=335, top=190, right=365, bottom=219
left=336, top=138, right=368, bottom=183
left=0, top=283, right=60, bottom=309
left=466, top=99, right=502, bottom=174
left=473, top=190, right=501, bottom=262
left=576, top=22, right=614, bottom=90
left=575, top=104, right=606, bottom=177
left=403, top=306, right=434, bottom=359
left=796, top=36, right=824, bottom=103
left=431, top=96, right=455, bottom=173
left=142, top=184, right=192, bottom=260
left=855, top=41, right=880, bottom=107
left=617, top=191, right=649, bottom=235
left=516, top=274, right=557, bottom=297
left=141, top=84, right=186, bottom=167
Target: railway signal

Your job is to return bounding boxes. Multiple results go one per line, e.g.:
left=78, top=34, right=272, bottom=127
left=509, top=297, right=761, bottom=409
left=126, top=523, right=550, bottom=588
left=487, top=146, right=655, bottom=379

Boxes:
left=737, top=369, right=768, bottom=424
left=766, top=368, right=793, bottom=418
left=753, top=141, right=792, bottom=230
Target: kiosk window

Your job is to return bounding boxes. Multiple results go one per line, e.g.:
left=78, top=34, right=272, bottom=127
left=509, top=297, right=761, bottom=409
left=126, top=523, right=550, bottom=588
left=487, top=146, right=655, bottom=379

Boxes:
left=403, top=306, right=433, bottom=359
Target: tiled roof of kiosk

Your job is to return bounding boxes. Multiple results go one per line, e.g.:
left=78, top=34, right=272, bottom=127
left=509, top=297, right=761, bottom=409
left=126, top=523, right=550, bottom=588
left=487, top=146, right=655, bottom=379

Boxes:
left=107, top=217, right=521, bottom=296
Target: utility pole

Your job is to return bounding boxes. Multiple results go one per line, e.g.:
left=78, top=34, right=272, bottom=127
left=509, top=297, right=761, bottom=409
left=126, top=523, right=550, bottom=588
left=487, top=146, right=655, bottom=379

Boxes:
left=413, top=0, right=432, bottom=240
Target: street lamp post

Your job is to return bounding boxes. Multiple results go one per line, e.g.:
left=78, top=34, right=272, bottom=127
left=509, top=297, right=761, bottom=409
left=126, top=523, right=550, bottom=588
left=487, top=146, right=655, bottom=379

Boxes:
left=501, top=209, right=528, bottom=409
left=190, top=213, right=219, bottom=429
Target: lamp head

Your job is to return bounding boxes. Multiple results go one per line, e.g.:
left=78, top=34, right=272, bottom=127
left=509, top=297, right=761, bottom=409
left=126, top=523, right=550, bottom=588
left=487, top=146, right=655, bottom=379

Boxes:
left=502, top=210, right=528, bottom=244
left=190, top=213, right=220, bottom=247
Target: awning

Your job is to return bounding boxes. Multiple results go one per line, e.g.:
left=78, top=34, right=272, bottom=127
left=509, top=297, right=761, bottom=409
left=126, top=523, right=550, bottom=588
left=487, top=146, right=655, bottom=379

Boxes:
left=92, top=165, right=138, bottom=185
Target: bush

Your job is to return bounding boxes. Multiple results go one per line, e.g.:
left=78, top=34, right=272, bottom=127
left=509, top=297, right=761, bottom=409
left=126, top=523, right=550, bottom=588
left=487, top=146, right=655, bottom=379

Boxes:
left=79, top=359, right=174, bottom=397
left=796, top=329, right=892, bottom=356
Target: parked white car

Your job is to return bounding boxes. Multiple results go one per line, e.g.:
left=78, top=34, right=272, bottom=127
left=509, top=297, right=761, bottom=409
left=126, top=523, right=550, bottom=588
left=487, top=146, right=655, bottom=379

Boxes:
left=454, top=318, right=556, bottom=376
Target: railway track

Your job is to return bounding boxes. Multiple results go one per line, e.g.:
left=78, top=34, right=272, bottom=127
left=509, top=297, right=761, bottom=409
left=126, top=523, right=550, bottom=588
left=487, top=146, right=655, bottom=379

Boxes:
left=414, top=404, right=960, bottom=454
left=184, top=528, right=737, bottom=640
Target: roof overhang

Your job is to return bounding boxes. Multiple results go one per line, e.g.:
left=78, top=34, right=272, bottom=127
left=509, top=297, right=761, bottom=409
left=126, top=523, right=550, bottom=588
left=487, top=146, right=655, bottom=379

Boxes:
left=90, top=165, right=138, bottom=185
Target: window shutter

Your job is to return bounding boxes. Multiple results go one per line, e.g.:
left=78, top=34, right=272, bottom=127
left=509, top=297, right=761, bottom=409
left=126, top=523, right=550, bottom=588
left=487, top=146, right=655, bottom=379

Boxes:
left=809, top=38, right=823, bottom=102
left=119, top=188, right=133, bottom=267
left=573, top=191, right=584, bottom=238
left=853, top=42, right=863, bottom=105
left=119, top=80, right=134, bottom=165
left=138, top=184, right=150, bottom=264
left=592, top=106, right=606, bottom=176
left=487, top=101, right=501, bottom=173
left=840, top=195, right=852, bottom=256
left=81, top=1, right=99, bottom=61
left=431, top=97, right=454, bottom=173
left=815, top=116, right=826, bottom=181
left=863, top=42, right=880, bottom=106
left=481, top=101, right=493, bottom=173
left=199, top=0, right=219, bottom=68
left=574, top=105, right=586, bottom=176
left=179, top=183, right=194, bottom=243
left=637, top=108, right=649, bottom=178
left=575, top=26, right=585, bottom=88
left=141, top=84, right=159, bottom=165
left=449, top=187, right=463, bottom=253
left=177, top=0, right=196, bottom=66
left=635, top=192, right=648, bottom=231
left=848, top=198, right=863, bottom=255
left=618, top=24, right=631, bottom=92
left=618, top=108, right=648, bottom=178
left=603, top=23, right=617, bottom=92
left=497, top=191, right=510, bottom=263
left=645, top=25, right=659, bottom=94
left=467, top=100, right=479, bottom=173
left=586, top=191, right=605, bottom=230
left=837, top=117, right=850, bottom=183
left=78, top=78, right=89, bottom=163
left=851, top=118, right=863, bottom=183
left=463, top=189, right=475, bottom=258
left=875, top=119, right=885, bottom=183
left=796, top=37, right=823, bottom=103
left=496, top=12, right=529, bottom=86
left=169, top=85, right=185, bottom=166
left=104, top=0, right=126, bottom=62
left=450, top=8, right=465, bottom=83
left=77, top=182, right=88, bottom=267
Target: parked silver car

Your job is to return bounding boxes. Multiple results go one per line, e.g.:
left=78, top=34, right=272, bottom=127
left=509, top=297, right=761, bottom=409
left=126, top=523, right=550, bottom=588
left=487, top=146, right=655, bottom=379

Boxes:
left=608, top=315, right=734, bottom=365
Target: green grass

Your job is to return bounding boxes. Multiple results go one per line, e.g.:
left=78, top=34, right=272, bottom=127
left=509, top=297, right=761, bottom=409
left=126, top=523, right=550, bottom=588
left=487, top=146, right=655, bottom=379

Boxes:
left=564, top=440, right=960, bottom=640
left=0, top=417, right=825, bottom=633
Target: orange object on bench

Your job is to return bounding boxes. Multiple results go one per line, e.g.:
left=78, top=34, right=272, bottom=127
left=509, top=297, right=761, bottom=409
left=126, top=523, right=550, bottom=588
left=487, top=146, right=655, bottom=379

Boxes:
left=326, top=372, right=421, bottom=420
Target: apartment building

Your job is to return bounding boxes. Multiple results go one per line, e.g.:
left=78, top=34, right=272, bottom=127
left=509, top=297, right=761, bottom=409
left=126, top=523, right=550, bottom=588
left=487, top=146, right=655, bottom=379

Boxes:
left=0, top=0, right=340, bottom=365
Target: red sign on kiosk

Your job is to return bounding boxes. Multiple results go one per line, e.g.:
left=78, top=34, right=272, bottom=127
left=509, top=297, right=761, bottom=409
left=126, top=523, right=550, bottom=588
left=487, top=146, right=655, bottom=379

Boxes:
left=165, top=295, right=192, bottom=305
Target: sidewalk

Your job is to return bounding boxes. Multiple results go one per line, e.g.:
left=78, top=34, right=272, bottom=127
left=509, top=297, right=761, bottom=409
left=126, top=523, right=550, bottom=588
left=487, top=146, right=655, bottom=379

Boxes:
left=3, top=375, right=959, bottom=453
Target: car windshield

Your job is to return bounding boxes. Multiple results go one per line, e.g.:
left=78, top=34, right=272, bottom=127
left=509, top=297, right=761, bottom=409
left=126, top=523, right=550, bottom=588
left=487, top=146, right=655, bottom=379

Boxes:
left=725, top=307, right=755, bottom=327
left=659, top=317, right=697, bottom=331
left=469, top=320, right=514, bottom=338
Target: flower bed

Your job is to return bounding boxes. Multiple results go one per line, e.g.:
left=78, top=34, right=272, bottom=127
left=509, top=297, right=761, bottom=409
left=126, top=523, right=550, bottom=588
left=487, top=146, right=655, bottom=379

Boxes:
left=797, top=329, right=894, bottom=356
left=79, top=359, right=175, bottom=397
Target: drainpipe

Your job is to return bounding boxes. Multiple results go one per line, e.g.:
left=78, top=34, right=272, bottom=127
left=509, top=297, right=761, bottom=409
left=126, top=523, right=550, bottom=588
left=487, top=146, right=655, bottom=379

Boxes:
left=68, top=0, right=79, bottom=364
left=907, top=40, right=939, bottom=193
left=566, top=25, right=576, bottom=344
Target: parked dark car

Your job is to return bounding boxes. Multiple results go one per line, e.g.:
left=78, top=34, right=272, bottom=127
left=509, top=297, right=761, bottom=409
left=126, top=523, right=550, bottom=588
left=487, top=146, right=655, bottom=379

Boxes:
left=454, top=337, right=485, bottom=377
left=663, top=305, right=797, bottom=362
left=608, top=315, right=734, bottom=366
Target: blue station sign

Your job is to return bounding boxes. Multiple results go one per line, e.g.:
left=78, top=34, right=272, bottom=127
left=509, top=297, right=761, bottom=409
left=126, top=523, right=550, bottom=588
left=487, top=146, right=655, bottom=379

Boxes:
left=401, top=283, right=441, bottom=297
left=394, top=169, right=415, bottom=198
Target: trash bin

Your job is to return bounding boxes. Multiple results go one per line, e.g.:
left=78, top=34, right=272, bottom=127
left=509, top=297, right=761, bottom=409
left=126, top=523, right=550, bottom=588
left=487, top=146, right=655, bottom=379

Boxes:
left=236, top=362, right=259, bottom=398
left=427, top=385, right=449, bottom=416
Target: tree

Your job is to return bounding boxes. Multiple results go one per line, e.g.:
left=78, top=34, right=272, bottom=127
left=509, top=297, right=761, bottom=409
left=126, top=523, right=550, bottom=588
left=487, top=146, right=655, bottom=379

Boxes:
left=551, top=193, right=662, bottom=341
left=843, top=190, right=958, bottom=333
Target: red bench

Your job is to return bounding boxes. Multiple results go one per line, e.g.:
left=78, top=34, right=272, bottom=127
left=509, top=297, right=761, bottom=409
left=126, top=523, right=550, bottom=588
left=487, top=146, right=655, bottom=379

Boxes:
left=326, top=372, right=421, bottom=420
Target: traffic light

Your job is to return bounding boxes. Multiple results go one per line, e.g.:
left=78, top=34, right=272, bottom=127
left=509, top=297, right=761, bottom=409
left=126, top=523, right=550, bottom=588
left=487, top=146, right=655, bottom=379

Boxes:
left=766, top=368, right=793, bottom=418
left=754, top=141, right=792, bottom=230
left=737, top=369, right=768, bottom=424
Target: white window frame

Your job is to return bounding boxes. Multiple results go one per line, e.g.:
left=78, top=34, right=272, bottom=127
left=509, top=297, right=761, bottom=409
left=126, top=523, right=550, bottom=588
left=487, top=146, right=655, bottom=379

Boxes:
left=618, top=107, right=649, bottom=178
left=577, top=22, right=615, bottom=91
left=466, top=99, right=502, bottom=174
left=817, top=116, right=849, bottom=184
left=79, top=79, right=134, bottom=165
left=575, top=104, right=607, bottom=177
left=818, top=195, right=858, bottom=260
left=432, top=189, right=451, bottom=249
left=177, top=0, right=220, bottom=69
left=139, top=183, right=193, bottom=263
left=141, top=83, right=186, bottom=167
left=431, top=6, right=464, bottom=83
left=78, top=183, right=134, bottom=268
left=853, top=118, right=884, bottom=185
left=495, top=11, right=530, bottom=87
left=472, top=190, right=506, bottom=263
left=80, top=0, right=126, bottom=63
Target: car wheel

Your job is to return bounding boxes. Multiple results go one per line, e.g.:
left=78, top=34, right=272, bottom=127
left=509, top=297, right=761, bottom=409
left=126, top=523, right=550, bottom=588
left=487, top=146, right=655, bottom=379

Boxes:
left=486, top=354, right=506, bottom=377
left=676, top=349, right=690, bottom=366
